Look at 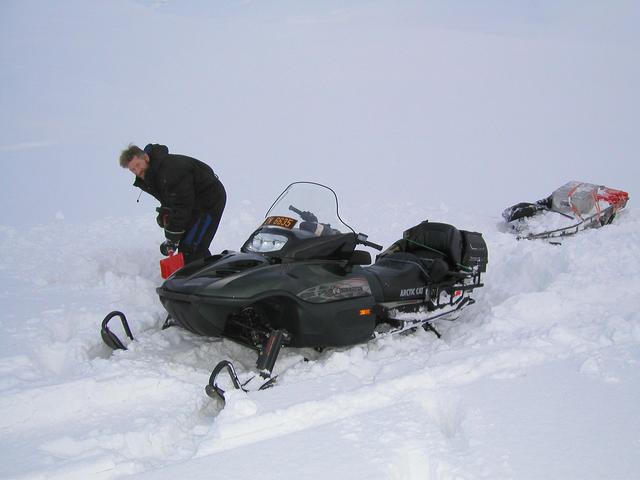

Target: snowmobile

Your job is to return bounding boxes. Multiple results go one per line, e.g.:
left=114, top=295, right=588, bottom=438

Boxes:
left=502, top=181, right=629, bottom=241
left=102, top=182, right=488, bottom=401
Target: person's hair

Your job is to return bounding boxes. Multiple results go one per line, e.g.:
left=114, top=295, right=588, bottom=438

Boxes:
left=119, top=144, right=145, bottom=167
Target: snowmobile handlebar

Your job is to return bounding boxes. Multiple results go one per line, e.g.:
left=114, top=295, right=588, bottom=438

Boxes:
left=357, top=233, right=383, bottom=251
left=289, top=205, right=318, bottom=223
left=289, top=205, right=382, bottom=249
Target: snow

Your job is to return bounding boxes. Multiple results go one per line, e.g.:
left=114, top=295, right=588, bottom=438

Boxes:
left=2, top=1, right=640, bottom=479
left=1, top=206, right=639, bottom=479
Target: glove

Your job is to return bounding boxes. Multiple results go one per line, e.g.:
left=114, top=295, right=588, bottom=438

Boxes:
left=155, top=207, right=171, bottom=228
left=160, top=240, right=178, bottom=256
left=156, top=212, right=169, bottom=228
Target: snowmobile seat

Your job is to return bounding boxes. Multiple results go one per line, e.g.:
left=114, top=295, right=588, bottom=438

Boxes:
left=402, top=221, right=463, bottom=268
left=378, top=221, right=487, bottom=275
left=379, top=222, right=463, bottom=269
left=372, top=251, right=451, bottom=285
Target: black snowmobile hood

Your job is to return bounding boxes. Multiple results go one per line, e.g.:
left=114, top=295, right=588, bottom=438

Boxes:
left=158, top=247, right=368, bottom=303
left=161, top=251, right=269, bottom=294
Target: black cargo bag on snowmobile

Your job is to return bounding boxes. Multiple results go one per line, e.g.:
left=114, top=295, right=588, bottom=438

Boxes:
left=380, top=221, right=488, bottom=275
left=403, top=221, right=488, bottom=273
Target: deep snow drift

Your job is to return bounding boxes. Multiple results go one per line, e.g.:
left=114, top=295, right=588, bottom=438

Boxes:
left=1, top=201, right=639, bottom=479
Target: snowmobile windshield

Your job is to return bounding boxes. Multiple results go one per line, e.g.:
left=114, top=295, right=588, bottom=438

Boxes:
left=245, top=182, right=355, bottom=254
left=265, top=182, right=354, bottom=234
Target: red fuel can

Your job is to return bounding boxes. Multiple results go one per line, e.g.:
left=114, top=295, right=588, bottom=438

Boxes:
left=160, top=252, right=185, bottom=279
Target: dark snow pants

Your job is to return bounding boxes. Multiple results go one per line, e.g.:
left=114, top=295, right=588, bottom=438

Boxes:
left=179, top=193, right=226, bottom=265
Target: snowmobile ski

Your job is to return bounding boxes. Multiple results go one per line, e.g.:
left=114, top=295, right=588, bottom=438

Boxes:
left=205, top=360, right=278, bottom=402
left=100, top=311, right=134, bottom=350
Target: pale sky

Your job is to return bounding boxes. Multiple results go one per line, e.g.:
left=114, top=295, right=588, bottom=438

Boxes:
left=1, top=0, right=638, bottom=225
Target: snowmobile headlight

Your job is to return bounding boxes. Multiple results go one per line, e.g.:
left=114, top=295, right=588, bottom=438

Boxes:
left=246, top=232, right=288, bottom=252
left=297, top=277, right=372, bottom=303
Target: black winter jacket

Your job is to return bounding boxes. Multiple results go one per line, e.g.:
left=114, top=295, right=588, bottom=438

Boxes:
left=134, top=144, right=226, bottom=241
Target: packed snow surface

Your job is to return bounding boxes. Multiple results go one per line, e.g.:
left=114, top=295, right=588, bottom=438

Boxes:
left=1, top=203, right=639, bottom=479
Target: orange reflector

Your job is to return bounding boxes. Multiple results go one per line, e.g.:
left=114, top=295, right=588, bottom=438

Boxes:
left=359, top=309, right=372, bottom=316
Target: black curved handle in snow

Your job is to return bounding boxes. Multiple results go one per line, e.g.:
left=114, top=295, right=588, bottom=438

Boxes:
left=205, top=360, right=244, bottom=401
left=100, top=311, right=134, bottom=351
left=204, top=359, right=279, bottom=402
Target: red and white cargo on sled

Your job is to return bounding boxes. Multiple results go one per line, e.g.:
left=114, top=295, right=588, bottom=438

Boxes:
left=502, top=181, right=629, bottom=240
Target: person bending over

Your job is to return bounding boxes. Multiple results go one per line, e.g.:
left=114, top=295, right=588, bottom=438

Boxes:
left=119, top=143, right=226, bottom=264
